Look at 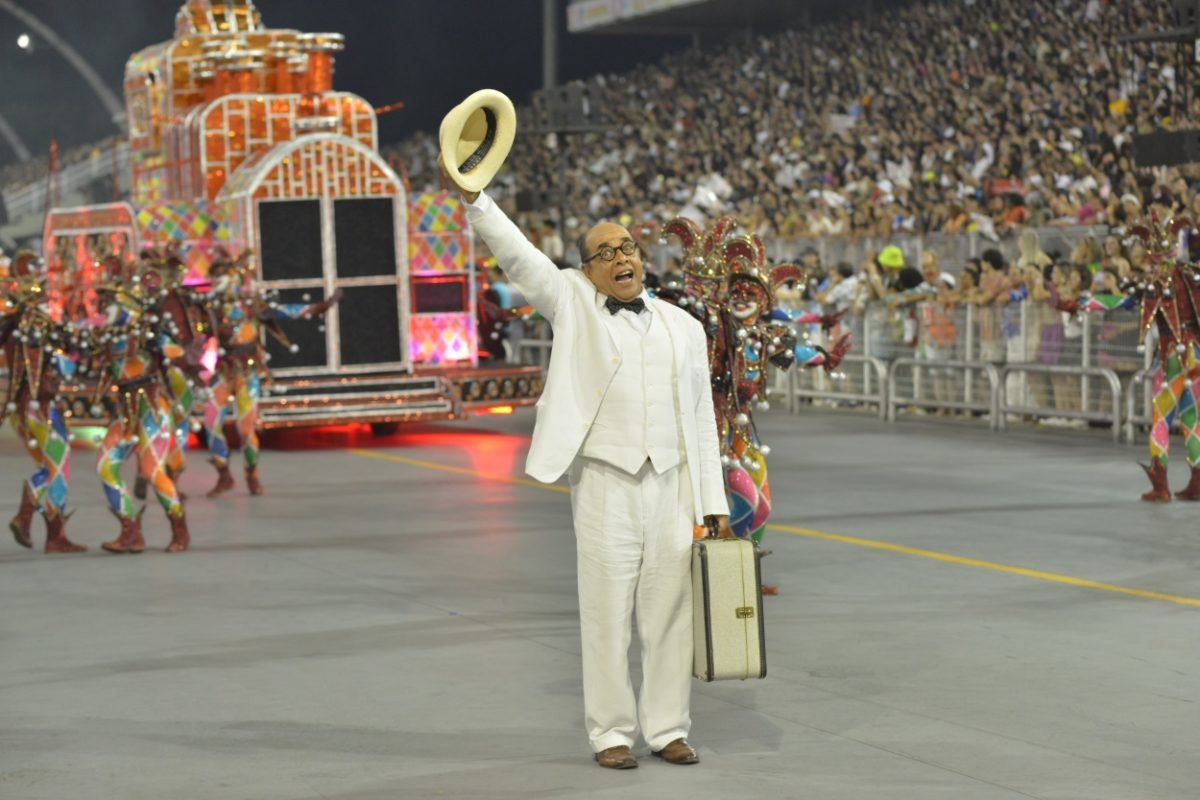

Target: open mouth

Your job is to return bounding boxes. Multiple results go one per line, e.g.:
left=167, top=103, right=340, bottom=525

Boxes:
left=614, top=269, right=635, bottom=286
left=731, top=302, right=759, bottom=320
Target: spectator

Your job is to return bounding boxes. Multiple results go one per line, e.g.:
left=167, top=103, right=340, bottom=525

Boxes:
left=539, top=218, right=565, bottom=267
left=371, top=0, right=1192, bottom=241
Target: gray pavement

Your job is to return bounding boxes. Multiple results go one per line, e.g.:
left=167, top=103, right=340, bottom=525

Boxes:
left=0, top=408, right=1196, bottom=799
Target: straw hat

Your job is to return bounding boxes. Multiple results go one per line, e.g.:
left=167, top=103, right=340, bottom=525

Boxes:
left=439, top=89, right=516, bottom=194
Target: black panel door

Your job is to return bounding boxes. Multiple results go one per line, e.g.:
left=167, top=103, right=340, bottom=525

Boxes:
left=263, top=287, right=329, bottom=369
left=258, top=200, right=323, bottom=281
left=334, top=198, right=396, bottom=278
left=338, top=285, right=402, bottom=365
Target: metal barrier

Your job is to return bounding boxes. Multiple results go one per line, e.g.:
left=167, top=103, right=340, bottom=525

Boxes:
left=503, top=296, right=1147, bottom=447
left=887, top=358, right=1001, bottom=429
left=1123, top=367, right=1154, bottom=446
left=786, top=354, right=889, bottom=419
left=998, top=364, right=1123, bottom=443
left=515, top=338, right=552, bottom=368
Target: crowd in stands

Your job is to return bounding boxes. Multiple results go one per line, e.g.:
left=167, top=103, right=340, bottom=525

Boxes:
left=391, top=0, right=1200, bottom=250
left=5, top=0, right=1197, bottom=279
left=733, top=227, right=1145, bottom=425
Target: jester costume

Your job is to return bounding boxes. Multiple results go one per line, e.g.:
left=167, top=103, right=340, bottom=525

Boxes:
left=2, top=254, right=88, bottom=553
left=1062, top=216, right=1200, bottom=501
left=659, top=217, right=850, bottom=589
left=88, top=260, right=201, bottom=553
left=198, top=253, right=338, bottom=497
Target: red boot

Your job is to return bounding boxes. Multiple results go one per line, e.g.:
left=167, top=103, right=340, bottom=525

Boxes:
left=207, top=462, right=235, bottom=498
left=245, top=466, right=263, bottom=496
left=1175, top=465, right=1200, bottom=500
left=166, top=509, right=189, bottom=553
left=9, top=483, right=36, bottom=549
left=43, top=509, right=87, bottom=554
left=1141, top=459, right=1171, bottom=502
left=102, top=508, right=146, bottom=554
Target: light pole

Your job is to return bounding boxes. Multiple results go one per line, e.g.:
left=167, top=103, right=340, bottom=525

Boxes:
left=543, top=0, right=558, bottom=91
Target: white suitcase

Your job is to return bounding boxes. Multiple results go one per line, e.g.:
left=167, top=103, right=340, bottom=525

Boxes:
left=691, top=536, right=766, bottom=681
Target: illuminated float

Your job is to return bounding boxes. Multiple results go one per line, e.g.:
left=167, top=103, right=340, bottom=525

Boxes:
left=41, top=0, right=542, bottom=431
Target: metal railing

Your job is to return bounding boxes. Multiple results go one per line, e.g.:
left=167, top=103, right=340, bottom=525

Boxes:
left=505, top=298, right=1152, bottom=440
left=998, top=364, right=1123, bottom=443
left=887, top=358, right=1001, bottom=428
left=786, top=354, right=889, bottom=419
left=1123, top=368, right=1155, bottom=446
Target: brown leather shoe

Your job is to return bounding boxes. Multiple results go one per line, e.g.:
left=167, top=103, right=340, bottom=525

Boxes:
left=594, top=745, right=637, bottom=769
left=652, top=738, right=699, bottom=765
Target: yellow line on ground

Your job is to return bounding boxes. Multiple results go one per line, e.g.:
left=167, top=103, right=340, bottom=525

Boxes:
left=348, top=448, right=1200, bottom=608
left=767, top=523, right=1200, bottom=608
left=347, top=448, right=570, bottom=494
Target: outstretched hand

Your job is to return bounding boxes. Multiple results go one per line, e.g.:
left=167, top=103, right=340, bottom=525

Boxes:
left=818, top=308, right=847, bottom=332
left=437, top=154, right=480, bottom=203
left=301, top=288, right=343, bottom=318
left=822, top=333, right=852, bottom=372
left=704, top=514, right=735, bottom=538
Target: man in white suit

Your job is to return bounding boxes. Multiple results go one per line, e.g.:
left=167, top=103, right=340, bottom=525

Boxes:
left=440, top=155, right=731, bottom=769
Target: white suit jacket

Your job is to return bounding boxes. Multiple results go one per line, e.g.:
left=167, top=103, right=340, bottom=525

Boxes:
left=466, top=192, right=729, bottom=523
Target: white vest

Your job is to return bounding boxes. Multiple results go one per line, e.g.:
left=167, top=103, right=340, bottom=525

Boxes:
left=580, top=309, right=683, bottom=475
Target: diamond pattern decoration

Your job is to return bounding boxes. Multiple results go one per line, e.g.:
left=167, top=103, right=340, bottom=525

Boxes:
left=409, top=234, right=466, bottom=274
left=409, top=313, right=472, bottom=364
left=411, top=192, right=465, bottom=233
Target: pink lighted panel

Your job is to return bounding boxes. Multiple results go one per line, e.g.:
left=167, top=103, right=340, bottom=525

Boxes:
left=409, top=313, right=473, bottom=365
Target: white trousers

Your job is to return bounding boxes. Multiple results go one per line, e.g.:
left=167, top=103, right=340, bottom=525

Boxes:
left=568, top=457, right=695, bottom=753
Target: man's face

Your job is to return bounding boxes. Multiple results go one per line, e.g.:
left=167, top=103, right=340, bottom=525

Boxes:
left=581, top=222, right=644, bottom=302
left=921, top=253, right=939, bottom=284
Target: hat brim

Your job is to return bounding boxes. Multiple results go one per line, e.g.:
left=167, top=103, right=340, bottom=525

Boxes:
left=439, top=89, right=517, bottom=194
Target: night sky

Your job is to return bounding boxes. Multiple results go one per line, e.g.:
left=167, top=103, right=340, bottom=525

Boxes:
left=0, top=0, right=690, bottom=167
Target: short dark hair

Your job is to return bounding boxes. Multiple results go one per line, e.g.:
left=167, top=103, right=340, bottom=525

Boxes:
left=897, top=266, right=924, bottom=290
left=576, top=234, right=589, bottom=265
left=981, top=248, right=1007, bottom=271
left=836, top=261, right=854, bottom=279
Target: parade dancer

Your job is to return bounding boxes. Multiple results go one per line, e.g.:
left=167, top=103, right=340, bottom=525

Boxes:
left=91, top=263, right=201, bottom=553
left=662, top=219, right=850, bottom=592
left=200, top=253, right=338, bottom=497
left=132, top=254, right=202, bottom=501
left=2, top=254, right=87, bottom=553
left=1058, top=216, right=1200, bottom=501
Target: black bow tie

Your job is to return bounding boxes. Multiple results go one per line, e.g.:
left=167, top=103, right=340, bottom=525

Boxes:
left=604, top=296, right=646, bottom=315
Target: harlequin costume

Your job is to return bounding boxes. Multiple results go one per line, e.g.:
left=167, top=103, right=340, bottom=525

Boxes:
left=131, top=253, right=203, bottom=503
left=88, top=260, right=202, bottom=553
left=2, top=252, right=87, bottom=553
left=659, top=217, right=850, bottom=590
left=198, top=252, right=338, bottom=497
left=1061, top=216, right=1200, bottom=501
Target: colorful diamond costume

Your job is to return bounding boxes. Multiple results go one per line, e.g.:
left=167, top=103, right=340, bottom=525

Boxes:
left=658, top=217, right=850, bottom=566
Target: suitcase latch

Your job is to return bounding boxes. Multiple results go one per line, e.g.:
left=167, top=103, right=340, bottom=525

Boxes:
left=736, top=606, right=755, bottom=619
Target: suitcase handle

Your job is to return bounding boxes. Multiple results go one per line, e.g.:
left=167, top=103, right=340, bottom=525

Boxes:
left=703, top=515, right=722, bottom=539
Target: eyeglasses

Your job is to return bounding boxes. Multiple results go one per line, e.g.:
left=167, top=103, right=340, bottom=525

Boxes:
left=583, top=240, right=639, bottom=264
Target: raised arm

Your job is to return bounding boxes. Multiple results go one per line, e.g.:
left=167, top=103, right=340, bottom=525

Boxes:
left=439, top=153, right=571, bottom=323
left=464, top=192, right=571, bottom=323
